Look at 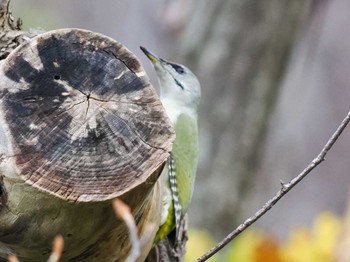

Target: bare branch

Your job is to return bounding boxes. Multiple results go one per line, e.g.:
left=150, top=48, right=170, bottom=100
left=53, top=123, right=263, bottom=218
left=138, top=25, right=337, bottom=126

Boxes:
left=196, top=111, right=350, bottom=261
left=112, top=198, right=142, bottom=262
left=47, top=235, right=64, bottom=262
left=7, top=255, right=19, bottom=262
left=0, top=0, right=18, bottom=31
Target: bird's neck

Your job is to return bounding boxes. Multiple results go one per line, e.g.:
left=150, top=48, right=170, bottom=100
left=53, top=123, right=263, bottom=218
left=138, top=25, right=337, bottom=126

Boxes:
left=160, top=97, right=197, bottom=125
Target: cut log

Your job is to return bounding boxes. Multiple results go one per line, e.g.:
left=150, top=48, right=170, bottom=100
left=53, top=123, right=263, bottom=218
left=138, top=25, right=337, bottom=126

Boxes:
left=0, top=28, right=174, bottom=261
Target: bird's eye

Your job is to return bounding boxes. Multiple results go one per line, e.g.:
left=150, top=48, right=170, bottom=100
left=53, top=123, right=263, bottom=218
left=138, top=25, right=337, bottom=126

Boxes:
left=170, top=63, right=185, bottom=74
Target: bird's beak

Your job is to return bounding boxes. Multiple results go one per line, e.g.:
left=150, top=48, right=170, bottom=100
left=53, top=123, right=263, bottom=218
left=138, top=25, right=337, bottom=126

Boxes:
left=140, top=46, right=162, bottom=64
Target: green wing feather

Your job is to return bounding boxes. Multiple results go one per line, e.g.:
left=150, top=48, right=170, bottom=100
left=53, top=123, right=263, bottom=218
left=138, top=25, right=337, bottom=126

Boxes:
left=154, top=112, right=199, bottom=243
left=172, top=113, right=199, bottom=213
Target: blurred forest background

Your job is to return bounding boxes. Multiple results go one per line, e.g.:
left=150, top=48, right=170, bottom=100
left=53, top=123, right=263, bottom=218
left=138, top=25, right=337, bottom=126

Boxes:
left=11, top=0, right=350, bottom=259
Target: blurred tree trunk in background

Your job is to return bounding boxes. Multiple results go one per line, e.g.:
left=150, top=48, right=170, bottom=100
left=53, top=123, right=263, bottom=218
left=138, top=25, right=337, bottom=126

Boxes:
left=178, top=0, right=312, bottom=237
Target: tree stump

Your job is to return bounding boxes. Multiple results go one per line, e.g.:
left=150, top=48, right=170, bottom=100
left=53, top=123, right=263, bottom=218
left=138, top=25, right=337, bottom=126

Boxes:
left=0, top=28, right=174, bottom=261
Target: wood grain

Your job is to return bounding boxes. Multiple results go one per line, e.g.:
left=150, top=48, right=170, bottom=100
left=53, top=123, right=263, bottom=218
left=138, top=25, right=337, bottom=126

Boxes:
left=0, top=28, right=174, bottom=202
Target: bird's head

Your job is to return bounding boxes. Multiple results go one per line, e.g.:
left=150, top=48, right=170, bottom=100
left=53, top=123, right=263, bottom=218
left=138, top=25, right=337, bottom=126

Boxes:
left=140, top=46, right=201, bottom=109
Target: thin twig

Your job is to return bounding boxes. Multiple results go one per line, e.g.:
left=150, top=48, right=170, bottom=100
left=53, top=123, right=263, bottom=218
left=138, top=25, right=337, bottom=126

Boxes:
left=113, top=198, right=141, bottom=262
left=196, top=111, right=350, bottom=262
left=0, top=0, right=17, bottom=31
left=47, top=235, right=64, bottom=262
left=7, top=255, right=19, bottom=262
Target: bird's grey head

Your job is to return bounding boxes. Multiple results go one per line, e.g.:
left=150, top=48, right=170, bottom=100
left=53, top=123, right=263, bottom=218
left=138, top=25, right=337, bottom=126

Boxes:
left=140, top=47, right=201, bottom=109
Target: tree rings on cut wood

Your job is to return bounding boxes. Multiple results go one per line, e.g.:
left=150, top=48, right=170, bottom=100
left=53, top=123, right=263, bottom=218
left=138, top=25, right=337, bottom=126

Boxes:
left=0, top=28, right=174, bottom=202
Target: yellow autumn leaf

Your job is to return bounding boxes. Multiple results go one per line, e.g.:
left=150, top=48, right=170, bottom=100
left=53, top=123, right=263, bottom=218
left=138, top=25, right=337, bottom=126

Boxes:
left=225, top=230, right=264, bottom=261
left=280, top=212, right=340, bottom=262
left=185, top=229, right=218, bottom=262
left=280, top=227, right=315, bottom=262
left=186, top=211, right=342, bottom=262
left=253, top=235, right=282, bottom=262
left=312, top=212, right=340, bottom=261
